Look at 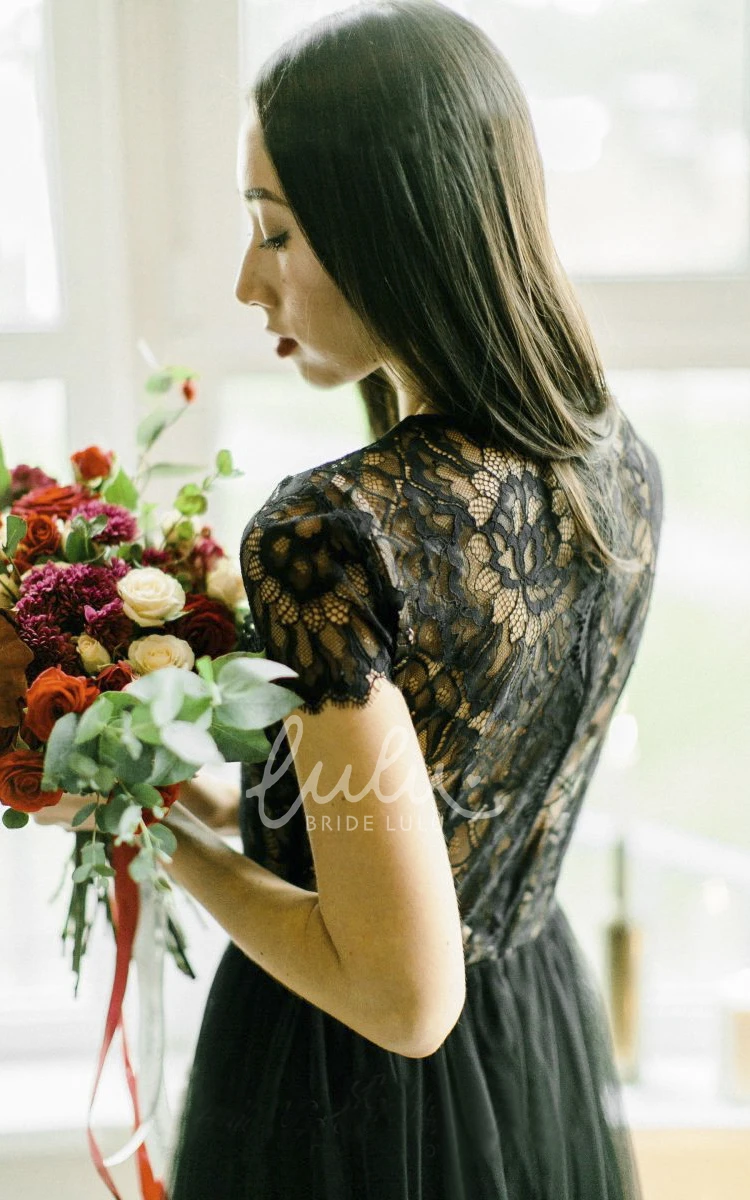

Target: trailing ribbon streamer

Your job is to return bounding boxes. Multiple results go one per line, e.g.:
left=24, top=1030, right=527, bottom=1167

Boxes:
left=87, top=841, right=168, bottom=1200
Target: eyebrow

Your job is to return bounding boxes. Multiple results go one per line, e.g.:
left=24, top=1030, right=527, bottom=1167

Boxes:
left=244, top=187, right=289, bottom=207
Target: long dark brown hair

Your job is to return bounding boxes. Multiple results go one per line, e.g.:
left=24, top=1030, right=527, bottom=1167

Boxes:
left=253, top=0, right=637, bottom=572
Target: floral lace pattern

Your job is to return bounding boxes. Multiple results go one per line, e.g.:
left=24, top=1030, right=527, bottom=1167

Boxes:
left=238, top=407, right=662, bottom=962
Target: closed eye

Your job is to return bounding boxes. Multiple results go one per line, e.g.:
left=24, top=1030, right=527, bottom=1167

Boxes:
left=260, top=232, right=289, bottom=251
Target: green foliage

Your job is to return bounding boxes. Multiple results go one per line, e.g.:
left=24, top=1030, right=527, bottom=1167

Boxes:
left=174, top=482, right=208, bottom=517
left=147, top=462, right=205, bottom=478
left=2, top=514, right=27, bottom=559
left=136, top=408, right=183, bottom=452
left=103, top=466, right=139, bottom=511
left=0, top=436, right=11, bottom=508
left=2, top=809, right=29, bottom=829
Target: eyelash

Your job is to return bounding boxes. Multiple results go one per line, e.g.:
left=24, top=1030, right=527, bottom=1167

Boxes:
left=259, top=232, right=289, bottom=252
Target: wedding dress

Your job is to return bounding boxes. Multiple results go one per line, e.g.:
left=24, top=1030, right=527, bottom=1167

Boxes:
left=167, top=401, right=661, bottom=1199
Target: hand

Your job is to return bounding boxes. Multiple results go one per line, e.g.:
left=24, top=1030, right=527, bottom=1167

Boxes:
left=33, top=792, right=102, bottom=832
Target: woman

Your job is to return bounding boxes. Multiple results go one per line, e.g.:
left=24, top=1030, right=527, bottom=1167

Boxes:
left=48, top=2, right=663, bottom=1196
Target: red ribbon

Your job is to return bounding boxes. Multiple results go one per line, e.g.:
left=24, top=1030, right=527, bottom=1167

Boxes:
left=87, top=841, right=168, bottom=1200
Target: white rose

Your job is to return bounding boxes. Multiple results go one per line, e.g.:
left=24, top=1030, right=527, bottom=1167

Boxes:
left=76, top=633, right=112, bottom=674
left=117, top=567, right=186, bottom=627
left=128, top=634, right=195, bottom=675
left=206, top=557, right=246, bottom=610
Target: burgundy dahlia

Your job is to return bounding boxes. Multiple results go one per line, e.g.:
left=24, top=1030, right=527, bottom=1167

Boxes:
left=10, top=465, right=58, bottom=501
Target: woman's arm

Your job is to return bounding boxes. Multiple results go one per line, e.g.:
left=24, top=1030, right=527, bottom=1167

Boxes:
left=176, top=769, right=241, bottom=835
left=162, top=798, right=437, bottom=1058
left=161, top=680, right=466, bottom=1059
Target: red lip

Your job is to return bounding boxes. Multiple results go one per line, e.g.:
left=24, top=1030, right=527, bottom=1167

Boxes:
left=276, top=336, right=298, bottom=359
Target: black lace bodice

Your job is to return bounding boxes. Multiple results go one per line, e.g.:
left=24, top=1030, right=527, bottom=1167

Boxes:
left=237, top=406, right=662, bottom=964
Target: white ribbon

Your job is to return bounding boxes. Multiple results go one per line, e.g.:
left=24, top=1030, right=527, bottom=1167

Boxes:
left=103, top=875, right=172, bottom=1172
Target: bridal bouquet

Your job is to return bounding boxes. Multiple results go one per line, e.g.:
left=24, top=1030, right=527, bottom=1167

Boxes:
left=0, top=363, right=302, bottom=1200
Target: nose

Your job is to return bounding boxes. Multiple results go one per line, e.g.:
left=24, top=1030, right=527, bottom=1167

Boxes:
left=234, top=241, right=274, bottom=309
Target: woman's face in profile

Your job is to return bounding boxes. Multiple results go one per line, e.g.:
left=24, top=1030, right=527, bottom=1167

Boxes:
left=236, top=114, right=382, bottom=389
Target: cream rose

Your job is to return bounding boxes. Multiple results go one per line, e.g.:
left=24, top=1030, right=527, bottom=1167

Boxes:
left=117, top=566, right=185, bottom=627
left=76, top=633, right=112, bottom=674
left=206, top=557, right=246, bottom=610
left=127, top=634, right=195, bottom=675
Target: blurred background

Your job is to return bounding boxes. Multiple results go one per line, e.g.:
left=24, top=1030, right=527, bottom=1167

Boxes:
left=0, top=1, right=748, bottom=1196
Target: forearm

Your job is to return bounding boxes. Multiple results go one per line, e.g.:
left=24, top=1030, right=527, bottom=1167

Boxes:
left=161, top=801, right=418, bottom=1055
left=177, top=771, right=241, bottom=836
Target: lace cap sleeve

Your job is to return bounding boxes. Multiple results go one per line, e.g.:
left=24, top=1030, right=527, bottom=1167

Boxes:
left=239, top=477, right=402, bottom=716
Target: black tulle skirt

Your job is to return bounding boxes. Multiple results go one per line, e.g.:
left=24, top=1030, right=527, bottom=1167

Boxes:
left=166, top=901, right=642, bottom=1199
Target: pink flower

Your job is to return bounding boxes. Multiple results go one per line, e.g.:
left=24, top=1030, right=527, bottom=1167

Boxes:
left=71, top=500, right=138, bottom=545
left=10, top=465, right=58, bottom=502
left=18, top=616, right=80, bottom=681
left=16, top=559, right=135, bottom=672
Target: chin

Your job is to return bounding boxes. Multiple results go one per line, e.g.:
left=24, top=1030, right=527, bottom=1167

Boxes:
left=296, top=357, right=370, bottom=390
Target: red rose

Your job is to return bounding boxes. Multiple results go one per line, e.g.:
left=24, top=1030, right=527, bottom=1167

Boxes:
left=24, top=666, right=100, bottom=742
left=166, top=593, right=237, bottom=658
left=16, top=514, right=62, bottom=564
left=0, top=750, right=62, bottom=813
left=96, top=661, right=135, bottom=692
left=70, top=446, right=114, bottom=482
left=12, top=484, right=92, bottom=520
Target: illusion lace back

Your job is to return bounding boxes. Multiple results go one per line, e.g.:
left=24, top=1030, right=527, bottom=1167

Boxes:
left=167, top=405, right=663, bottom=1200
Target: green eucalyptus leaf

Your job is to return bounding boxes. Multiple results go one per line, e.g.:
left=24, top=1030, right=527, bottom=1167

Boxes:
left=2, top=808, right=29, bottom=829
left=195, top=656, right=214, bottom=685
left=74, top=696, right=114, bottom=744
left=103, top=467, right=139, bottom=512
left=161, top=721, right=224, bottom=766
left=100, top=690, right=140, bottom=713
left=127, top=851, right=155, bottom=882
left=130, top=782, right=163, bottom=810
left=147, top=746, right=195, bottom=787
left=214, top=653, right=299, bottom=686
left=72, top=863, right=93, bottom=883
left=118, top=711, right=144, bottom=760
left=67, top=751, right=98, bottom=778
left=216, top=681, right=304, bottom=731
left=126, top=666, right=198, bottom=705
left=216, top=449, right=233, bottom=476
left=118, top=804, right=144, bottom=840
left=150, top=671, right=189, bottom=727
left=176, top=694, right=213, bottom=725
left=137, top=407, right=182, bottom=451
left=86, top=515, right=109, bottom=538
left=174, top=483, right=208, bottom=517
left=128, top=708, right=165, bottom=746
left=71, top=801, right=98, bottom=827
left=148, top=462, right=205, bottom=477
left=210, top=721, right=273, bottom=764
left=0, top=437, right=11, bottom=506
left=42, top=712, right=80, bottom=789
left=149, top=822, right=177, bottom=857
left=4, top=514, right=27, bottom=559
left=145, top=371, right=174, bottom=394
left=95, top=793, right=133, bottom=834
left=81, top=839, right=106, bottom=864
left=64, top=529, right=90, bottom=563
